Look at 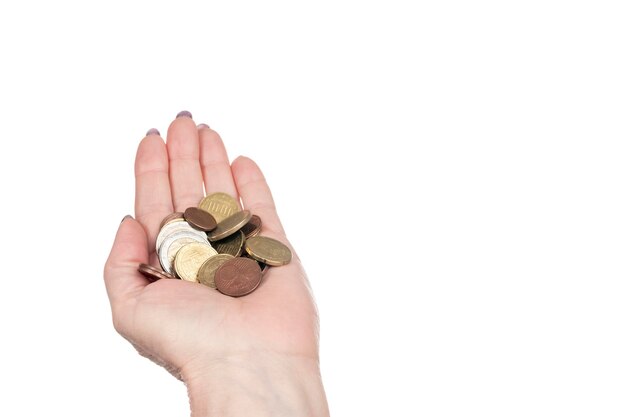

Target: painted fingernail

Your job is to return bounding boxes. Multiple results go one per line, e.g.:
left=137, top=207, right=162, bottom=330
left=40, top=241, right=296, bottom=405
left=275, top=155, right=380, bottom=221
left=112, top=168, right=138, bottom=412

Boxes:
left=176, top=110, right=193, bottom=119
left=146, top=128, right=160, bottom=136
left=197, top=123, right=210, bottom=129
left=121, top=214, right=133, bottom=224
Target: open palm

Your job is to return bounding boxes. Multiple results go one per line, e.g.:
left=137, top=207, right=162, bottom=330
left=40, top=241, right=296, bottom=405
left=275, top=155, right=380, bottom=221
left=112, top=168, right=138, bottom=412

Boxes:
left=104, top=114, right=319, bottom=383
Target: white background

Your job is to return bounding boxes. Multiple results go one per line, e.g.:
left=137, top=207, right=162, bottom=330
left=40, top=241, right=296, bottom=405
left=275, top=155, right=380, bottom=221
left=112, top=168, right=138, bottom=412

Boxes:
left=0, top=1, right=624, bottom=416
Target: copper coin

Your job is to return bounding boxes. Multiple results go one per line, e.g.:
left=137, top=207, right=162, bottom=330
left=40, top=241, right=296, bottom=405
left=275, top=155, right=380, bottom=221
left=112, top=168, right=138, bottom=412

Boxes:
left=241, top=214, right=262, bottom=238
left=184, top=207, right=217, bottom=231
left=138, top=263, right=175, bottom=282
left=214, top=257, right=262, bottom=297
left=159, top=212, right=184, bottom=230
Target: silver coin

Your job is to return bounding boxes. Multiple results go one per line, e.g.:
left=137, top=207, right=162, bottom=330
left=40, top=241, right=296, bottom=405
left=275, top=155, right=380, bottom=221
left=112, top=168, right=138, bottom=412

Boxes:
left=158, top=231, right=211, bottom=274
left=156, top=220, right=207, bottom=252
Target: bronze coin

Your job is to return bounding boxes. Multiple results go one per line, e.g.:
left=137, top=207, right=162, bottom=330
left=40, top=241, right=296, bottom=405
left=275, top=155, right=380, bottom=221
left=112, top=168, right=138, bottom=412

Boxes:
left=241, top=214, right=262, bottom=238
left=214, top=257, right=262, bottom=297
left=207, top=210, right=252, bottom=242
left=184, top=207, right=217, bottom=231
left=213, top=230, right=245, bottom=257
left=138, top=263, right=175, bottom=282
left=198, top=254, right=234, bottom=288
left=159, top=212, right=184, bottom=230
left=244, top=236, right=292, bottom=266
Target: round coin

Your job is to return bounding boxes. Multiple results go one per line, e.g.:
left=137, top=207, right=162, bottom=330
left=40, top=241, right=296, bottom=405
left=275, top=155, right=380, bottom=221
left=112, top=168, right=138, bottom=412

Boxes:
left=198, top=192, right=240, bottom=223
left=138, top=263, right=175, bottom=282
left=156, top=220, right=207, bottom=252
left=213, top=230, right=245, bottom=257
left=184, top=207, right=217, bottom=231
left=241, top=214, right=262, bottom=238
left=174, top=242, right=218, bottom=282
left=244, top=236, right=292, bottom=266
left=214, top=257, right=262, bottom=297
left=159, top=212, right=184, bottom=230
left=207, top=210, right=252, bottom=242
left=198, top=254, right=234, bottom=288
left=158, top=231, right=210, bottom=274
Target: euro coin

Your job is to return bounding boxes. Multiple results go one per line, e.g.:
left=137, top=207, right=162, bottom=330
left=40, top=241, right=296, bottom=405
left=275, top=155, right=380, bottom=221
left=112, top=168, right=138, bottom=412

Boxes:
left=173, top=242, right=218, bottom=282
left=198, top=254, right=234, bottom=288
left=213, top=230, right=245, bottom=257
left=214, top=257, right=262, bottom=297
left=241, top=214, right=262, bottom=238
left=184, top=207, right=217, bottom=231
left=138, top=263, right=175, bottom=282
left=198, top=192, right=240, bottom=223
left=244, top=236, right=292, bottom=266
left=158, top=231, right=210, bottom=274
left=207, top=210, right=252, bottom=242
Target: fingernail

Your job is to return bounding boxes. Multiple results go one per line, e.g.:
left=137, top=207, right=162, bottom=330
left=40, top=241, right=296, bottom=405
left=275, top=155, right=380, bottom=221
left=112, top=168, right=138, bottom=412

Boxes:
left=121, top=214, right=133, bottom=224
left=146, top=128, right=160, bottom=136
left=197, top=123, right=210, bottom=129
left=176, top=110, right=193, bottom=119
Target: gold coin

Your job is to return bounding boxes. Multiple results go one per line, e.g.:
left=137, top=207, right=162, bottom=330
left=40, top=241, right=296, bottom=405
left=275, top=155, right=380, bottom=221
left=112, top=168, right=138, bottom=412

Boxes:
left=198, top=192, right=240, bottom=223
left=213, top=230, right=245, bottom=257
left=244, top=236, right=292, bottom=266
left=207, top=210, right=252, bottom=242
left=198, top=254, right=234, bottom=288
left=173, top=242, right=218, bottom=282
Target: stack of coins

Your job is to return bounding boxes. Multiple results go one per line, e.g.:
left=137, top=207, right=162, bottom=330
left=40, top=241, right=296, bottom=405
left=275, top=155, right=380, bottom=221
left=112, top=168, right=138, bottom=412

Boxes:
left=137, top=192, right=292, bottom=297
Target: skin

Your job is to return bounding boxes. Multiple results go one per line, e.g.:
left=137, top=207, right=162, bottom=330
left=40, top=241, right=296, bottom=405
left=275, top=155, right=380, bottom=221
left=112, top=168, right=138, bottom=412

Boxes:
left=104, top=116, right=330, bottom=416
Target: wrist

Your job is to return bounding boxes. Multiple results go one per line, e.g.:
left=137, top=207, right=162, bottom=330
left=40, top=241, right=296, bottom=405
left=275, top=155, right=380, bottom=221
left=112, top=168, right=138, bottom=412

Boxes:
left=183, top=351, right=330, bottom=417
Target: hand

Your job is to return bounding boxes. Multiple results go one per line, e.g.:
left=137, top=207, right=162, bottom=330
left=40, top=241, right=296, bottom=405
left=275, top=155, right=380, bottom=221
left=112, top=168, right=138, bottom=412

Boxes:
left=104, top=113, right=329, bottom=416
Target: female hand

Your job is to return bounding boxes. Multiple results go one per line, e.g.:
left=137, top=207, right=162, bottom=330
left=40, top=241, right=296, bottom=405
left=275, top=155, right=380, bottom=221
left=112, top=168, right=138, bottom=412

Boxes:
left=104, top=112, right=329, bottom=416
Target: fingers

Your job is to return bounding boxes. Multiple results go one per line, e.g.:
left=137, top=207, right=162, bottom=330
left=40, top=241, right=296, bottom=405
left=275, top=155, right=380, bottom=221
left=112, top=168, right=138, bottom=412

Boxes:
left=135, top=132, right=173, bottom=251
left=198, top=125, right=239, bottom=202
left=166, top=113, right=205, bottom=211
left=104, top=217, right=149, bottom=307
left=231, top=156, right=285, bottom=236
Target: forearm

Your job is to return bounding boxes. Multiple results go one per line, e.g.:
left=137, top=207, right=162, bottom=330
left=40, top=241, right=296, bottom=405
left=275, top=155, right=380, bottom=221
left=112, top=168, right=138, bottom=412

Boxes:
left=184, top=352, right=330, bottom=417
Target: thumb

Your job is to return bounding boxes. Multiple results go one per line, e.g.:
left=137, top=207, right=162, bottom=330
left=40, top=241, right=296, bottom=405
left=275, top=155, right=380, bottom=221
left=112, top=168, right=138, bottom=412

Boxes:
left=104, top=215, right=150, bottom=306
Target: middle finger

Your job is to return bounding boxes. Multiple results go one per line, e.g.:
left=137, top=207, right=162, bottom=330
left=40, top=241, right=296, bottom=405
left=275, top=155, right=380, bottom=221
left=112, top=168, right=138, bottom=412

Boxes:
left=166, top=111, right=205, bottom=211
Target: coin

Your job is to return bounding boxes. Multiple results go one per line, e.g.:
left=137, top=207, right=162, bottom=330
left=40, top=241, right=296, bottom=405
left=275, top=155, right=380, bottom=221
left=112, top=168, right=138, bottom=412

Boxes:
left=158, top=231, right=210, bottom=274
left=198, top=254, right=234, bottom=288
left=184, top=207, right=217, bottom=231
left=159, top=212, right=184, bottom=230
left=138, top=263, right=175, bottom=282
left=244, top=236, right=292, bottom=266
left=156, top=220, right=207, bottom=252
left=174, top=242, right=218, bottom=282
left=213, top=230, right=245, bottom=257
left=241, top=214, right=262, bottom=238
left=207, top=210, right=252, bottom=242
left=198, top=192, right=240, bottom=223
left=214, top=257, right=262, bottom=297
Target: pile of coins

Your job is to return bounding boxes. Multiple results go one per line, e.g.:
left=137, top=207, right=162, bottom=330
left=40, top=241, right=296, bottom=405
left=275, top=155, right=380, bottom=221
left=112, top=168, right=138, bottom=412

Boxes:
left=137, top=192, right=292, bottom=297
